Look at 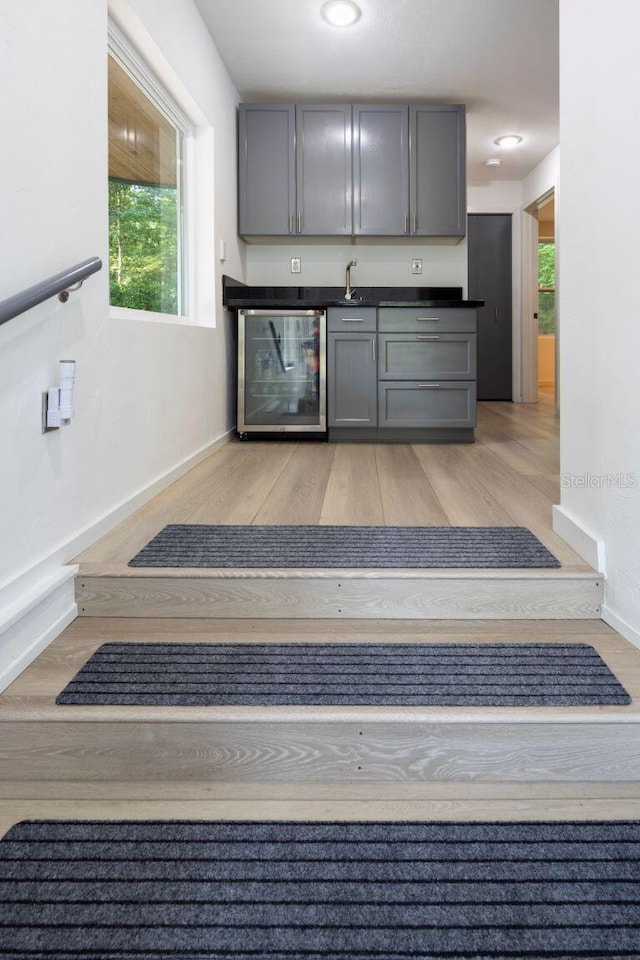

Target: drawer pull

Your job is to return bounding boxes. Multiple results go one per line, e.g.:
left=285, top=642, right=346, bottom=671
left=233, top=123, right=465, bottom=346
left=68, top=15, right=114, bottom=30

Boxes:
left=340, top=318, right=365, bottom=322
left=417, top=383, right=440, bottom=389
left=416, top=334, right=439, bottom=340
left=416, top=317, right=440, bottom=322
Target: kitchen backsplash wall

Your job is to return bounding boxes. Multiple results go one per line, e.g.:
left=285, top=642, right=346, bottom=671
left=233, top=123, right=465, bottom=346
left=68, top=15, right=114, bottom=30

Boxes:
left=245, top=241, right=468, bottom=294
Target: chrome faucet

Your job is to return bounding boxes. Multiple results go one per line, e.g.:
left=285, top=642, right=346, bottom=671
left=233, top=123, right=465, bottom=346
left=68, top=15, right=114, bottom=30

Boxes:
left=344, top=259, right=357, bottom=300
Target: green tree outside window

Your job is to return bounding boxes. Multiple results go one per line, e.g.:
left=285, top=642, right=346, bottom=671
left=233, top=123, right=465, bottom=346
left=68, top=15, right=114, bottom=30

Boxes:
left=538, top=242, right=555, bottom=335
left=109, top=180, right=179, bottom=315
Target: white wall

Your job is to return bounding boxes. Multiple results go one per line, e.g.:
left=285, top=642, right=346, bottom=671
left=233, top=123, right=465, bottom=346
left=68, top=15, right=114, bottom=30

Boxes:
left=246, top=241, right=468, bottom=294
left=558, top=0, right=640, bottom=640
left=468, top=180, right=524, bottom=213
left=0, top=0, right=242, bottom=686
left=522, top=146, right=559, bottom=210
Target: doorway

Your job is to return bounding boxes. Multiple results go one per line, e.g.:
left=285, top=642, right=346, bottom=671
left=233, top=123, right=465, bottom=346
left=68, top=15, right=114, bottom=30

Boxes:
left=537, top=197, right=556, bottom=402
left=522, top=188, right=558, bottom=412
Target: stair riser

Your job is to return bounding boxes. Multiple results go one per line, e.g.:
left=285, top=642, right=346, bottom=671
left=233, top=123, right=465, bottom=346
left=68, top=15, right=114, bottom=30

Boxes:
left=76, top=575, right=603, bottom=620
left=2, top=720, right=637, bottom=782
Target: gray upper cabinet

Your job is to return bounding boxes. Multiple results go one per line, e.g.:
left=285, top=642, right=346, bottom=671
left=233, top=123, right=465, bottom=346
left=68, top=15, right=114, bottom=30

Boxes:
left=353, top=105, right=409, bottom=237
left=238, top=104, right=295, bottom=238
left=238, top=102, right=466, bottom=240
left=409, top=105, right=466, bottom=239
left=296, top=105, right=352, bottom=236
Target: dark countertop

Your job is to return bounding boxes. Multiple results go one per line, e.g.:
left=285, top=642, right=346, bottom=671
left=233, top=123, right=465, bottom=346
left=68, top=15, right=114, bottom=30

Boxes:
left=223, top=277, right=483, bottom=310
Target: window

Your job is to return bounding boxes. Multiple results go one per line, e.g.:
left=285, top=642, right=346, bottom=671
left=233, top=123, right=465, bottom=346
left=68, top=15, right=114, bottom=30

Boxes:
left=538, top=241, right=555, bottom=335
left=108, top=49, right=188, bottom=316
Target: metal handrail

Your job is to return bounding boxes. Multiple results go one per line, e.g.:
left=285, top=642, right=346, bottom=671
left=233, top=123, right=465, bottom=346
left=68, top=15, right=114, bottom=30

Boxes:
left=0, top=257, right=102, bottom=327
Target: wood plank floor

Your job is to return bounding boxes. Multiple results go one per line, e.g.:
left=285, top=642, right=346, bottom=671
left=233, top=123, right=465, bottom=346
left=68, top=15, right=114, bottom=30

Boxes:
left=74, top=397, right=585, bottom=571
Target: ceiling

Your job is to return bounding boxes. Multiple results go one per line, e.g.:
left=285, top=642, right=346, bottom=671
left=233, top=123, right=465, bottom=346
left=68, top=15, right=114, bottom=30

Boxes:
left=194, top=0, right=558, bottom=183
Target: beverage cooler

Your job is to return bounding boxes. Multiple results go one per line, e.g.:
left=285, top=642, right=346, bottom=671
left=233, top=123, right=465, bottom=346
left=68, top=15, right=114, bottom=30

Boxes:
left=237, top=309, right=327, bottom=437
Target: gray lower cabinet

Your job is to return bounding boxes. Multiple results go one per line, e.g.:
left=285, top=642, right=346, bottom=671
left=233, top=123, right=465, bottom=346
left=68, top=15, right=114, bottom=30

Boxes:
left=328, top=307, right=378, bottom=433
left=328, top=333, right=377, bottom=430
left=329, top=307, right=477, bottom=441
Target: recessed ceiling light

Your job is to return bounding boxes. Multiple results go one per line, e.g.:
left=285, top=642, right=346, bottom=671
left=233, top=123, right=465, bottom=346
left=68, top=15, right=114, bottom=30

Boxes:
left=494, top=135, right=523, bottom=148
left=321, top=1, right=362, bottom=27
left=486, top=158, right=501, bottom=167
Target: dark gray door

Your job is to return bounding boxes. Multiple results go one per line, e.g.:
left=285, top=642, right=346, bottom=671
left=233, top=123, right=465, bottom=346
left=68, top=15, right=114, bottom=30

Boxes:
left=296, top=105, right=352, bottom=236
left=468, top=214, right=512, bottom=401
left=238, top=104, right=295, bottom=237
left=353, top=105, right=409, bottom=236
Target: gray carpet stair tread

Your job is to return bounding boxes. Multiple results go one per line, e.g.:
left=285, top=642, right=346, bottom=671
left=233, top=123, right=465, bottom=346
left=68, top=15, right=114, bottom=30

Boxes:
left=128, top=524, right=561, bottom=568
left=1, top=819, right=640, bottom=958
left=56, top=642, right=631, bottom=706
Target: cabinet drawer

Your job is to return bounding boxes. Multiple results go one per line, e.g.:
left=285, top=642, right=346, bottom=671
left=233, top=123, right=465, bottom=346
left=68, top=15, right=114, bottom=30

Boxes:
left=378, top=333, right=475, bottom=380
left=328, top=307, right=377, bottom=332
left=378, top=307, right=476, bottom=333
left=378, top=380, right=476, bottom=429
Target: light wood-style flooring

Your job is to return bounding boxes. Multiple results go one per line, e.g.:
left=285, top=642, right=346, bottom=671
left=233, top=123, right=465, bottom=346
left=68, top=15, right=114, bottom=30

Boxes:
left=74, top=396, right=583, bottom=570
left=2, top=397, right=640, bottom=829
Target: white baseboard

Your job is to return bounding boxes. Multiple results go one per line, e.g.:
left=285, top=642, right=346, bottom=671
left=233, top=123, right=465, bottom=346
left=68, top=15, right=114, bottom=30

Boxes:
left=0, top=566, right=78, bottom=692
left=552, top=504, right=606, bottom=573
left=0, top=430, right=231, bottom=691
left=62, top=430, right=233, bottom=564
left=602, top=606, right=640, bottom=651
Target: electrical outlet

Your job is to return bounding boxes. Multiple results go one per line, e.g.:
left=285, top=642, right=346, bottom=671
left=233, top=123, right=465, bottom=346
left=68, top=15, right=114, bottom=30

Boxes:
left=411, top=258, right=423, bottom=275
left=291, top=257, right=301, bottom=274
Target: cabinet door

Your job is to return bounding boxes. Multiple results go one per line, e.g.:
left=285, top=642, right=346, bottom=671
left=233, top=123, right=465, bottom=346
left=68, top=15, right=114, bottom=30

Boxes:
left=409, top=105, right=466, bottom=239
left=353, top=105, right=409, bottom=236
left=296, top=105, right=352, bottom=236
left=238, top=104, right=295, bottom=237
left=328, top=333, right=377, bottom=427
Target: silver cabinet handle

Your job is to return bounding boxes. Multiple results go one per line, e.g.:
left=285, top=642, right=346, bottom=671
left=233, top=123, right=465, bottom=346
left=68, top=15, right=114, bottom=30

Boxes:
left=416, top=317, right=439, bottom=322
left=298, top=212, right=302, bottom=233
left=417, top=383, right=440, bottom=388
left=412, top=214, right=418, bottom=234
left=494, top=306, right=499, bottom=323
left=416, top=334, right=439, bottom=340
left=289, top=214, right=294, bottom=234
left=340, top=318, right=365, bottom=322
left=403, top=212, right=408, bottom=234
left=372, top=337, right=376, bottom=361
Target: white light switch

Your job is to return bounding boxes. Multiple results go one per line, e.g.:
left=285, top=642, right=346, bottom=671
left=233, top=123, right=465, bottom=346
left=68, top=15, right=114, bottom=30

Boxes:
left=411, top=258, right=423, bottom=275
